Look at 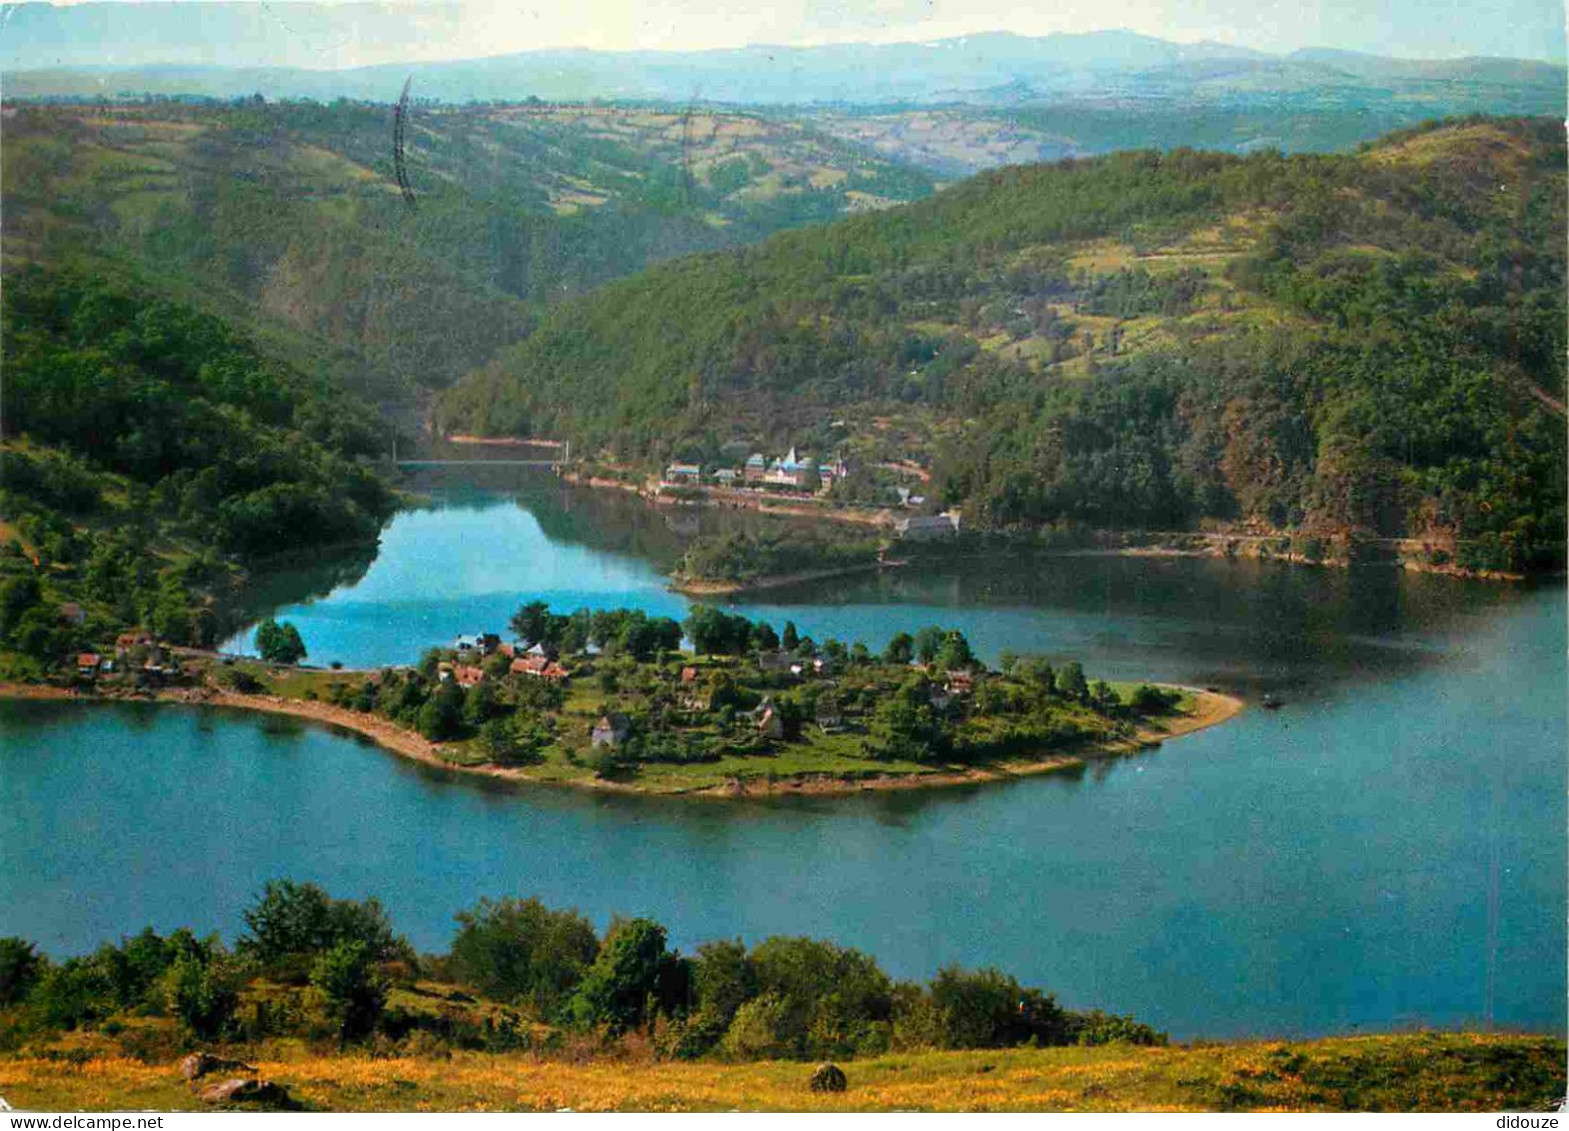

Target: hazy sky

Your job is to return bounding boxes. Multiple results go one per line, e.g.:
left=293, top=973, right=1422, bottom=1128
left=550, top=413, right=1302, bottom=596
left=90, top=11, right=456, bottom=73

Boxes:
left=27, top=0, right=1569, bottom=63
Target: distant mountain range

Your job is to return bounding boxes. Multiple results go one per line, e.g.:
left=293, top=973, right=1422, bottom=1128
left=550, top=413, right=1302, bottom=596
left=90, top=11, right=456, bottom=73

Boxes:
left=4, top=8, right=1564, bottom=108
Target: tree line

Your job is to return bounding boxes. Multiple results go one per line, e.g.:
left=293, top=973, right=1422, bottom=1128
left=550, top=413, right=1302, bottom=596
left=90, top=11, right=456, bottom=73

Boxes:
left=0, top=881, right=1164, bottom=1059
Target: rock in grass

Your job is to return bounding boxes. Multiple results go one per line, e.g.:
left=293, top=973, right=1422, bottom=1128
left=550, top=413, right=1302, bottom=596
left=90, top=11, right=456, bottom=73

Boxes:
left=179, top=1052, right=258, bottom=1081
left=196, top=1078, right=292, bottom=1107
left=809, top=1063, right=848, bottom=1093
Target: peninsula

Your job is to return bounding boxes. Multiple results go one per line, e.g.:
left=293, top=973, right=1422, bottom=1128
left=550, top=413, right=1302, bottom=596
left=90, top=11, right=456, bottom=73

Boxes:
left=2, top=603, right=1241, bottom=797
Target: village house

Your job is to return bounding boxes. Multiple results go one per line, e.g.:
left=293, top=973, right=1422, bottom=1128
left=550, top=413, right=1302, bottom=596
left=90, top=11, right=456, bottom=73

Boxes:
left=453, top=634, right=483, bottom=658
left=663, top=462, right=703, bottom=485
left=76, top=652, right=101, bottom=678
left=141, top=647, right=176, bottom=683
left=591, top=712, right=631, bottom=748
left=59, top=602, right=85, bottom=626
left=743, top=453, right=767, bottom=483
left=513, top=655, right=569, bottom=682
left=455, top=665, right=486, bottom=688
left=714, top=468, right=740, bottom=487
left=763, top=448, right=813, bottom=489
left=438, top=661, right=455, bottom=682
left=115, top=631, right=153, bottom=657
left=945, top=671, right=975, bottom=696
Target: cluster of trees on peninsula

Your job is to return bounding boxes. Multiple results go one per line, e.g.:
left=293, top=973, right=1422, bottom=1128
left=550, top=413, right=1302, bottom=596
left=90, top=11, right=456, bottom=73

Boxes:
left=289, top=602, right=1178, bottom=778
left=0, top=880, right=1164, bottom=1061
left=440, top=117, right=1565, bottom=573
left=0, top=268, right=396, bottom=670
left=674, top=527, right=884, bottom=585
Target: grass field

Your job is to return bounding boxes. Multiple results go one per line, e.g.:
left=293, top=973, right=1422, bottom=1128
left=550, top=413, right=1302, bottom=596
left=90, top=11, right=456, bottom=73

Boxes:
left=0, top=1033, right=1560, bottom=1112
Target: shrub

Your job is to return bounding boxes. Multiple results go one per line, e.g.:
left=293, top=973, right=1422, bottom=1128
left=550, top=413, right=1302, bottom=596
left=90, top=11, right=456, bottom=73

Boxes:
left=717, top=993, right=792, bottom=1060
left=0, top=938, right=46, bottom=1006
left=1070, top=1009, right=1168, bottom=1047
left=928, top=965, right=1066, bottom=1048
left=747, top=937, right=893, bottom=1059
left=449, top=897, right=598, bottom=1017
left=239, top=879, right=410, bottom=968
left=566, top=918, right=686, bottom=1034
left=311, top=940, right=388, bottom=1043
left=165, top=954, right=240, bottom=1040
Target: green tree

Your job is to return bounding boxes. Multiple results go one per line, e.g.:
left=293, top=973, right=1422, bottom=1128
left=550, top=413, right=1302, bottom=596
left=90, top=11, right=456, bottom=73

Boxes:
left=913, top=626, right=944, bottom=666
left=567, top=918, right=681, bottom=1034
left=1015, top=656, right=1056, bottom=695
left=936, top=630, right=974, bottom=671
left=690, top=938, right=757, bottom=1043
left=929, top=965, right=1070, bottom=1049
left=510, top=601, right=551, bottom=646
left=1057, top=661, right=1089, bottom=702
left=311, top=940, right=388, bottom=1043
left=781, top=621, right=799, bottom=651
left=165, top=953, right=240, bottom=1040
left=239, top=880, right=406, bottom=966
left=255, top=618, right=307, bottom=665
left=0, top=937, right=45, bottom=1006
left=418, top=680, right=466, bottom=740
left=883, top=632, right=915, bottom=665
left=747, top=936, right=894, bottom=1059
left=449, top=897, right=599, bottom=1016
left=462, top=679, right=500, bottom=728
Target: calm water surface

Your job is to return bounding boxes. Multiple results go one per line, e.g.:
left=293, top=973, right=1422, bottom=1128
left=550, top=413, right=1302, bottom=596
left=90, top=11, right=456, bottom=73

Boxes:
left=3, top=475, right=1563, bottom=1039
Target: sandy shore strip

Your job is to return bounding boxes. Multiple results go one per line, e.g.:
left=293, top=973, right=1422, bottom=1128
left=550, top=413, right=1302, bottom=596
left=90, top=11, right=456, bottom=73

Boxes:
left=670, top=559, right=904, bottom=596
left=2, top=683, right=1243, bottom=800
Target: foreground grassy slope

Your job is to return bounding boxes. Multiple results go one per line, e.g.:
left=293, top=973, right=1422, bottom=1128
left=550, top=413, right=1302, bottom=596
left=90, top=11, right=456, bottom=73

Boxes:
left=441, top=116, right=1565, bottom=571
left=2, top=1033, right=1560, bottom=1112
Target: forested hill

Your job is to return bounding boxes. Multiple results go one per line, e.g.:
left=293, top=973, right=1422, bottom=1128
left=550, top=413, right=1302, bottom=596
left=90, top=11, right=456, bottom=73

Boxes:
left=1, top=100, right=934, bottom=400
left=440, top=117, right=1566, bottom=572
left=0, top=268, right=396, bottom=664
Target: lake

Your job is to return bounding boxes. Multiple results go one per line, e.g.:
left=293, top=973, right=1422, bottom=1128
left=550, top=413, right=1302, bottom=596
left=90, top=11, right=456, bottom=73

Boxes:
left=2, top=473, right=1563, bottom=1040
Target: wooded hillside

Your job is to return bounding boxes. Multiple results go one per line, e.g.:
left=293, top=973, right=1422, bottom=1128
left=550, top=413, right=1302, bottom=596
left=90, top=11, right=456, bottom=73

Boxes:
left=440, top=117, right=1565, bottom=571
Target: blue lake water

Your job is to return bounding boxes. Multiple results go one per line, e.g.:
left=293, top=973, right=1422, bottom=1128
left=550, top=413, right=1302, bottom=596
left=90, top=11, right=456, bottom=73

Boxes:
left=3, top=474, right=1563, bottom=1039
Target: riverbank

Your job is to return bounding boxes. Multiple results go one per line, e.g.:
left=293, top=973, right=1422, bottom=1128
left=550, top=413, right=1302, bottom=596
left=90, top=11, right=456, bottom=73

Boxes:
left=670, top=558, right=905, bottom=596
left=559, top=467, right=896, bottom=530
left=555, top=469, right=1534, bottom=583
left=0, top=678, right=1243, bottom=799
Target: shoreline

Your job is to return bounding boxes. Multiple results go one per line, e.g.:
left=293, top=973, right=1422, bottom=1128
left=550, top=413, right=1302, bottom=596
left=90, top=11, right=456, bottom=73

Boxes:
left=554, top=471, right=1534, bottom=583
left=559, top=469, right=897, bottom=530
left=670, top=559, right=904, bottom=596
left=0, top=681, right=1243, bottom=799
